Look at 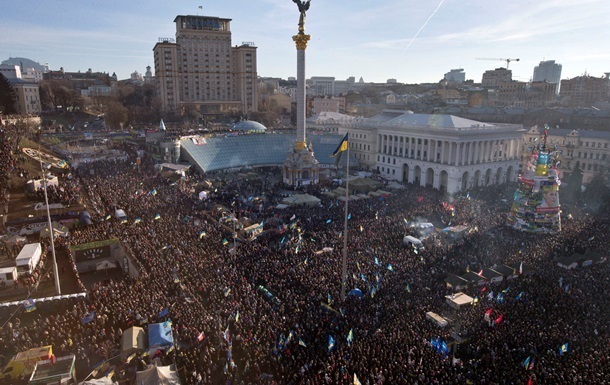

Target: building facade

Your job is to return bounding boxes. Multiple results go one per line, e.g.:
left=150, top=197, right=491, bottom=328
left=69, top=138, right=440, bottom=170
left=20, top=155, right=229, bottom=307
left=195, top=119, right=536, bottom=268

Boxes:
left=521, top=126, right=610, bottom=185
left=533, top=60, right=562, bottom=94
left=153, top=15, right=258, bottom=116
left=560, top=74, right=610, bottom=107
left=482, top=68, right=512, bottom=88
left=339, top=110, right=524, bottom=193
left=7, top=78, right=41, bottom=115
left=444, top=69, right=466, bottom=84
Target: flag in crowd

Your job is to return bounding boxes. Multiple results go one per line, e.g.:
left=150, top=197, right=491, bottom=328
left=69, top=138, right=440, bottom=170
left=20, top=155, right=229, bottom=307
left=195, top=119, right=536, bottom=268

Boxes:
left=134, top=217, right=142, bottom=225
left=326, top=219, right=332, bottom=224
left=222, top=238, right=229, bottom=245
left=158, top=308, right=169, bottom=318
left=154, top=213, right=161, bottom=220
left=198, top=230, right=206, bottom=239
left=23, top=299, right=36, bottom=313
left=523, top=356, right=531, bottom=369
left=81, top=312, right=95, bottom=324
left=347, top=329, right=354, bottom=346
left=406, top=283, right=411, bottom=293
left=224, top=288, right=231, bottom=297
left=235, top=311, right=239, bottom=323
left=374, top=256, right=380, bottom=266
left=197, top=332, right=205, bottom=342
left=299, top=338, right=307, bottom=347
left=150, top=188, right=157, bottom=196
left=354, top=373, right=362, bottom=385
left=559, top=342, right=569, bottom=355
left=516, top=291, right=524, bottom=301
left=387, top=264, right=394, bottom=271
left=327, top=335, right=336, bottom=351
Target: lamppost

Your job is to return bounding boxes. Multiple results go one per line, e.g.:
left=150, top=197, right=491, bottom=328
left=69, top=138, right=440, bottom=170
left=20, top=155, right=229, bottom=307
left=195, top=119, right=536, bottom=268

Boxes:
left=38, top=149, right=61, bottom=295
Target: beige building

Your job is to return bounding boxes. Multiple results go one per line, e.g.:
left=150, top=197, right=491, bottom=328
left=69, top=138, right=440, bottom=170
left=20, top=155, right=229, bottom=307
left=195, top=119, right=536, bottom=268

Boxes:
left=482, top=68, right=512, bottom=88
left=339, top=110, right=524, bottom=193
left=8, top=78, right=41, bottom=115
left=521, top=126, right=610, bottom=185
left=153, top=15, right=258, bottom=116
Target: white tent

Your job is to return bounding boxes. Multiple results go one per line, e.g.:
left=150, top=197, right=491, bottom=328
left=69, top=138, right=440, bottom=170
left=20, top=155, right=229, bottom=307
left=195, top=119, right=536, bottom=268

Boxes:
left=282, top=194, right=321, bottom=207
left=135, top=364, right=181, bottom=385
left=121, top=326, right=146, bottom=357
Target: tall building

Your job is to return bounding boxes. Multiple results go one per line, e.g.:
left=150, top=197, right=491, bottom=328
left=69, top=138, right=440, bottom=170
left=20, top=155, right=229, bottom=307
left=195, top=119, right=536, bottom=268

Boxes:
left=444, top=69, right=466, bottom=84
left=153, top=15, right=258, bottom=116
left=7, top=78, right=41, bottom=115
left=560, top=74, right=610, bottom=106
left=533, top=60, right=562, bottom=94
left=482, top=68, right=512, bottom=88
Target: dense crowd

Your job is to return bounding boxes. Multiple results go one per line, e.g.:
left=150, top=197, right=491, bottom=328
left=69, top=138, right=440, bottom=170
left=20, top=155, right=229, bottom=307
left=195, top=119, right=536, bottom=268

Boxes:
left=1, top=155, right=609, bottom=385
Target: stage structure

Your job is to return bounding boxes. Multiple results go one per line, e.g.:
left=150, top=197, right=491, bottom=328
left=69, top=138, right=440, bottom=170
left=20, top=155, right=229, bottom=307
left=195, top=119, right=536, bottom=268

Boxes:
left=283, top=0, right=320, bottom=187
left=507, top=125, right=562, bottom=233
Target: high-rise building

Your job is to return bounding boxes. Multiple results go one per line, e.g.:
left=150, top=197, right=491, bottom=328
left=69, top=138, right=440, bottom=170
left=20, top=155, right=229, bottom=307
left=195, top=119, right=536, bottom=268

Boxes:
left=533, top=60, right=562, bottom=94
left=482, top=68, right=512, bottom=88
left=153, top=15, right=258, bottom=116
left=560, top=74, right=610, bottom=106
left=444, top=69, right=466, bottom=84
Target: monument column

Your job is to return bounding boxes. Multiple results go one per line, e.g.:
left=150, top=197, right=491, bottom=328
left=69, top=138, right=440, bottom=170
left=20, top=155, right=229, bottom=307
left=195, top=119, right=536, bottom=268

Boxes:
left=283, top=0, right=319, bottom=187
left=293, top=33, right=310, bottom=150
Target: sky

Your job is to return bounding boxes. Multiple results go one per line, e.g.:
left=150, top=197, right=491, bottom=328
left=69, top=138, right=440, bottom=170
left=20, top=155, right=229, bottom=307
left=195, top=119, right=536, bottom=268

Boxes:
left=1, top=0, right=609, bottom=84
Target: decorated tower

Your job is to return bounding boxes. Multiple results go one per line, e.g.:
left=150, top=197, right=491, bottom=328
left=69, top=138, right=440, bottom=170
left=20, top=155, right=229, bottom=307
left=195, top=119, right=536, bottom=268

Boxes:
left=283, top=0, right=319, bottom=187
left=507, top=125, right=561, bottom=233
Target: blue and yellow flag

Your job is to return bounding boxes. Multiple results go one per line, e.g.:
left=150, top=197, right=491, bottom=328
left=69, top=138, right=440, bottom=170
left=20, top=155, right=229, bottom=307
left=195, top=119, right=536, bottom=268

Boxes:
left=154, top=213, right=161, bottom=220
left=331, top=133, right=349, bottom=157
left=198, top=230, right=206, bottom=239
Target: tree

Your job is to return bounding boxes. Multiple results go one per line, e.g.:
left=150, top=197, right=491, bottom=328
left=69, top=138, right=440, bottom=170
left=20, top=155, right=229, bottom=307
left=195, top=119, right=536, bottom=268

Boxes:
left=104, top=101, right=129, bottom=130
left=0, top=73, right=17, bottom=114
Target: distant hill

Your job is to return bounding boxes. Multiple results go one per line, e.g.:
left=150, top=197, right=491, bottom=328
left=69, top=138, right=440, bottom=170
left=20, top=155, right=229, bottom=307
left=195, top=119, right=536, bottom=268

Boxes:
left=1, top=57, right=46, bottom=71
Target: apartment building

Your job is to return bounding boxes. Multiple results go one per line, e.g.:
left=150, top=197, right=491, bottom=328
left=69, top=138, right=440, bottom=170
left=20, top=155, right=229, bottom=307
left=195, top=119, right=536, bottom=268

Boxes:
left=153, top=15, right=258, bottom=116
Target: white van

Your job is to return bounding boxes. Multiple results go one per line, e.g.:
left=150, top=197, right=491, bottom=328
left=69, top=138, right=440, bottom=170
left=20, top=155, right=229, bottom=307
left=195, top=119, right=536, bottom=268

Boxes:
left=403, top=235, right=424, bottom=250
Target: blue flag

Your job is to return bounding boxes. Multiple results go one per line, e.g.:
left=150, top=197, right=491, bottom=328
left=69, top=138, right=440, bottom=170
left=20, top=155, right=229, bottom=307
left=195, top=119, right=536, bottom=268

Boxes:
left=327, top=335, right=336, bottom=351
left=81, top=312, right=95, bottom=324
left=158, top=308, right=169, bottom=318
left=559, top=343, right=569, bottom=355
left=347, top=329, right=354, bottom=346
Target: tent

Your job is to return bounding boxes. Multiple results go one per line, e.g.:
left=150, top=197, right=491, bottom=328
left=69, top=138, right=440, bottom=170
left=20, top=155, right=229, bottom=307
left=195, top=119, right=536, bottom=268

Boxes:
left=39, top=222, right=69, bottom=238
left=79, top=210, right=93, bottom=226
left=135, top=364, right=181, bottom=385
left=121, top=326, right=146, bottom=357
left=2, top=234, right=26, bottom=246
left=148, top=321, right=174, bottom=357
left=282, top=194, right=321, bottom=207
left=347, top=178, right=382, bottom=193
left=81, top=378, right=116, bottom=385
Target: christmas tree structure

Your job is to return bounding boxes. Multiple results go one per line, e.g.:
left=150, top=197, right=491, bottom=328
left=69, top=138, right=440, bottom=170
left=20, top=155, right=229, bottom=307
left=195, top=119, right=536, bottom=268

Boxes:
left=507, top=125, right=561, bottom=234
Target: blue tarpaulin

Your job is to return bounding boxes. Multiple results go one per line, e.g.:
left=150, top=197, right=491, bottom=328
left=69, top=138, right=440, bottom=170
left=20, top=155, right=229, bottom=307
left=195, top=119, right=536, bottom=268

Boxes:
left=148, top=321, right=174, bottom=357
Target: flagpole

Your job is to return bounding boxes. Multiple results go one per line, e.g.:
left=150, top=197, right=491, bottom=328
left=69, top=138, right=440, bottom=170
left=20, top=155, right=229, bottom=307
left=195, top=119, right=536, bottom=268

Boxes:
left=341, top=132, right=349, bottom=301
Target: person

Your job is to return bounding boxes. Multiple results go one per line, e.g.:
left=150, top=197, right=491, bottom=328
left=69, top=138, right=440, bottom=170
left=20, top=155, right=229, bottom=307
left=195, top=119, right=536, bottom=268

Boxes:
left=539, top=187, right=559, bottom=209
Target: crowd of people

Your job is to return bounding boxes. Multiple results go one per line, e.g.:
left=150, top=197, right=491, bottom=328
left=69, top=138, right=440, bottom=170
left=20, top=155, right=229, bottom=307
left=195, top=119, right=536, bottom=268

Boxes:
left=0, top=152, right=608, bottom=385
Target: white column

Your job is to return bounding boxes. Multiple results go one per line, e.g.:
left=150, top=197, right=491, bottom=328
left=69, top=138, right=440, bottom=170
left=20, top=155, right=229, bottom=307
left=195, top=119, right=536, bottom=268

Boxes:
left=441, top=141, right=445, bottom=164
left=448, top=142, right=453, bottom=165
left=461, top=142, right=466, bottom=166
left=434, top=140, right=439, bottom=163
left=296, top=49, right=306, bottom=146
left=427, top=140, right=432, bottom=161
left=408, top=137, right=413, bottom=158
left=474, top=140, right=479, bottom=163
left=467, top=142, right=473, bottom=165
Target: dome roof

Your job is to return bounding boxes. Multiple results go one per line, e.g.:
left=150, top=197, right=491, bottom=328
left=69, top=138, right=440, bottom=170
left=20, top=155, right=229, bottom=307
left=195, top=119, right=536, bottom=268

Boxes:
left=232, top=120, right=267, bottom=132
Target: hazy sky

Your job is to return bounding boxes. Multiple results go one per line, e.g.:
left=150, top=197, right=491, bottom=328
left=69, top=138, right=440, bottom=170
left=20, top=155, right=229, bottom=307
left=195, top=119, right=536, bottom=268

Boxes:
left=2, top=0, right=609, bottom=84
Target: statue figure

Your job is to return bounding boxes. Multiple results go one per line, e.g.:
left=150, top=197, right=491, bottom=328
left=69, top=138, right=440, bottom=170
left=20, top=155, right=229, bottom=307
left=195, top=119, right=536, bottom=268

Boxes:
left=293, top=0, right=311, bottom=33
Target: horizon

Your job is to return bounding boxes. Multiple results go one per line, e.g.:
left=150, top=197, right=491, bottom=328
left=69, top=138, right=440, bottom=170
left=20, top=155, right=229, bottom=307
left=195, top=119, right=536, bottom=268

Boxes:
left=1, top=0, right=609, bottom=83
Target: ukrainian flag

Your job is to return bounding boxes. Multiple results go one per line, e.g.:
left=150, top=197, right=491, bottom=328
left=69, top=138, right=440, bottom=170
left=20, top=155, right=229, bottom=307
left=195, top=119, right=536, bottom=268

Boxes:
left=331, top=133, right=349, bottom=157
left=154, top=213, right=161, bottom=220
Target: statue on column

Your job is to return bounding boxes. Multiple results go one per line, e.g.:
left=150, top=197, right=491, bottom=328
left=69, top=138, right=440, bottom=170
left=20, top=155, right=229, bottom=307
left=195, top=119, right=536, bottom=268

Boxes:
left=293, top=0, right=311, bottom=33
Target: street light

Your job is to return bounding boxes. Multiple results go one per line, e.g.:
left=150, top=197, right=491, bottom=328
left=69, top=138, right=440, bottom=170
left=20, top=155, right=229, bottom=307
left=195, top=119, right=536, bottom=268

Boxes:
left=38, top=151, right=61, bottom=295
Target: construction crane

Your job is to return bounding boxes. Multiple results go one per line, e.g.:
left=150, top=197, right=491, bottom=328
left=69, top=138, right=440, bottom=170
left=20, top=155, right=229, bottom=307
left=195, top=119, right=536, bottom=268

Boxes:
left=475, top=58, right=520, bottom=69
